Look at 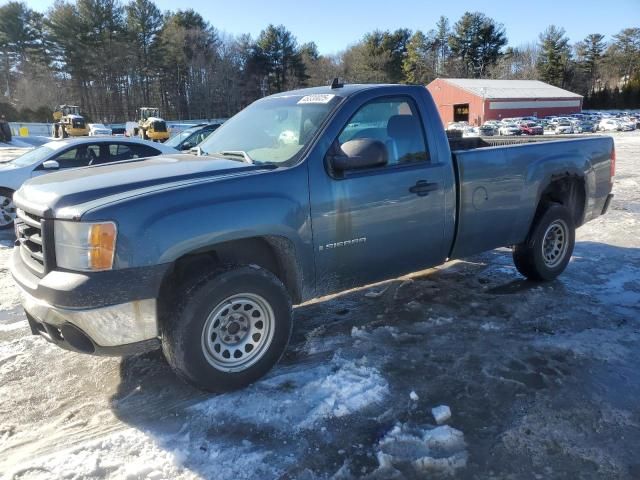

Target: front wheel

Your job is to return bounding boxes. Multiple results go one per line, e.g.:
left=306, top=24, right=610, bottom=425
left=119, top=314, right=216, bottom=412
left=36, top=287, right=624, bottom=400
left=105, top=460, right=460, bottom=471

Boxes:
left=161, top=265, right=293, bottom=392
left=513, top=203, right=575, bottom=281
left=0, top=188, right=16, bottom=230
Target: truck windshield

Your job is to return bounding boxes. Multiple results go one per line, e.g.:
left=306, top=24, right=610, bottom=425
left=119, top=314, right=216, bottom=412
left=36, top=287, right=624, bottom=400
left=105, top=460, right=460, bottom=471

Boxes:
left=199, top=94, right=342, bottom=166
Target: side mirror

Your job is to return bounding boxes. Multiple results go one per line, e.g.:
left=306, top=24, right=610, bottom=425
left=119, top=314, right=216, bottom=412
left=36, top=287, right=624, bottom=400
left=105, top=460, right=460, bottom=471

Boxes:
left=331, top=138, right=388, bottom=171
left=188, top=146, right=202, bottom=156
left=42, top=160, right=59, bottom=170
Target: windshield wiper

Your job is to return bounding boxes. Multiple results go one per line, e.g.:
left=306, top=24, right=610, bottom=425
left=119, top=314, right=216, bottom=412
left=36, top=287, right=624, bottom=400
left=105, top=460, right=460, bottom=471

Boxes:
left=212, top=150, right=254, bottom=164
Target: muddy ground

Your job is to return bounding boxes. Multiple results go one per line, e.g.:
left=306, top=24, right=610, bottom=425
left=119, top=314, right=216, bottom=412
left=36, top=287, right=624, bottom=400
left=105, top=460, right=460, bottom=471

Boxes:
left=0, top=133, right=638, bottom=480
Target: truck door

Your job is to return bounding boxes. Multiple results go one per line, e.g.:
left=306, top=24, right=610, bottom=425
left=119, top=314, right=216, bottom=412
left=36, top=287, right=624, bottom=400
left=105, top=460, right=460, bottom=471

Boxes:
left=309, top=94, right=450, bottom=294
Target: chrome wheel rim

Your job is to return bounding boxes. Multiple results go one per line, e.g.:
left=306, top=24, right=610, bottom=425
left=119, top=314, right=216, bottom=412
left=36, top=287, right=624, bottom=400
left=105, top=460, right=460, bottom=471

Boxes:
left=0, top=195, right=16, bottom=226
left=201, top=293, right=275, bottom=372
left=542, top=220, right=569, bottom=268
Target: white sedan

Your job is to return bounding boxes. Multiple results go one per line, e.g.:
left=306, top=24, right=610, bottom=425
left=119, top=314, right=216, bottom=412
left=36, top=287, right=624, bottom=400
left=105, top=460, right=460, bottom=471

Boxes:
left=598, top=119, right=621, bottom=132
left=0, top=137, right=178, bottom=229
left=498, top=123, right=521, bottom=136
left=88, top=123, right=113, bottom=136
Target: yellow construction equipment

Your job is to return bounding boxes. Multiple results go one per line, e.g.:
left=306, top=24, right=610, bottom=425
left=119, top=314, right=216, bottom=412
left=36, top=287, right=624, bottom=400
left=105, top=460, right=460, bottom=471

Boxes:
left=53, top=105, right=89, bottom=138
left=135, top=107, right=169, bottom=142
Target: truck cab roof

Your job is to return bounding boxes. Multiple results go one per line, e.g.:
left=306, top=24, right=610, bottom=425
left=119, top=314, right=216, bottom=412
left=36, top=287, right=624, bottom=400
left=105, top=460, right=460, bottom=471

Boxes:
left=267, top=83, right=423, bottom=99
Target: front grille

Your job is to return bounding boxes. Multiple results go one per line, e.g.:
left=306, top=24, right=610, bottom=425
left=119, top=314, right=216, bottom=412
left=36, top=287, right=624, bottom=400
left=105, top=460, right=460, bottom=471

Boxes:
left=16, top=209, right=47, bottom=276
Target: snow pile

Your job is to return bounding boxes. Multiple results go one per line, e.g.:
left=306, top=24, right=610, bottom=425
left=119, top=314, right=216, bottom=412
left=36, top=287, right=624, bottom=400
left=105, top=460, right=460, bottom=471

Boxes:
left=373, top=423, right=467, bottom=477
left=300, top=325, right=349, bottom=355
left=0, top=335, right=53, bottom=378
left=192, top=355, right=389, bottom=431
left=5, top=426, right=280, bottom=480
left=0, top=246, right=21, bottom=312
left=432, top=405, right=452, bottom=425
left=0, top=138, right=33, bottom=148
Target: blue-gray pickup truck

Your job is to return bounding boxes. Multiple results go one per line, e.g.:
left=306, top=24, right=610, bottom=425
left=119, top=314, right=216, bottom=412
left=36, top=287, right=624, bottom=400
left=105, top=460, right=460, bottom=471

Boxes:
left=10, top=84, right=615, bottom=391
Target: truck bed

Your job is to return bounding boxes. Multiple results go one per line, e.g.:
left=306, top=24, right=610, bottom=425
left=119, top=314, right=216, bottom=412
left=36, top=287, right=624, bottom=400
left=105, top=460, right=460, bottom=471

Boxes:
left=448, top=134, right=592, bottom=152
left=448, top=135, right=615, bottom=259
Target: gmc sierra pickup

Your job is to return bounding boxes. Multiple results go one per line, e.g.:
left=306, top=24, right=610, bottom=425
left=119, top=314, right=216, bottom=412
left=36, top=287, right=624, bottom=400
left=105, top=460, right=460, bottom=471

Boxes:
left=10, top=84, right=615, bottom=391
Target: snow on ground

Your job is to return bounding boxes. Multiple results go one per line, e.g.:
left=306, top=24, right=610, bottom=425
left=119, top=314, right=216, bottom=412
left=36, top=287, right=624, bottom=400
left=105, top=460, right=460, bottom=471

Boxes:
left=0, top=138, right=33, bottom=149
left=0, top=132, right=639, bottom=479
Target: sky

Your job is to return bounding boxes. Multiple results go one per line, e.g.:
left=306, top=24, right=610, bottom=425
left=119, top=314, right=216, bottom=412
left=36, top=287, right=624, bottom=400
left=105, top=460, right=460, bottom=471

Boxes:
left=22, top=0, right=640, bottom=55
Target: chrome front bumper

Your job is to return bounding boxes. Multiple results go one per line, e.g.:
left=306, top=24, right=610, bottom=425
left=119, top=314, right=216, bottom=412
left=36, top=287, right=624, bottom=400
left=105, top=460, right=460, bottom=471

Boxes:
left=19, top=285, right=158, bottom=350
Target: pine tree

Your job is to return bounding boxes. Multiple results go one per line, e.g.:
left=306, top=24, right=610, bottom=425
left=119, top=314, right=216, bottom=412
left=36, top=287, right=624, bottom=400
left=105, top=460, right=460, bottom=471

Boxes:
left=537, top=25, right=571, bottom=87
left=402, top=31, right=433, bottom=84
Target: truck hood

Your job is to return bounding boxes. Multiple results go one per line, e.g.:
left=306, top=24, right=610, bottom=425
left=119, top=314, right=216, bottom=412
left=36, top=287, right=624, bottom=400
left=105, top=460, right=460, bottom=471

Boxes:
left=14, top=154, right=272, bottom=219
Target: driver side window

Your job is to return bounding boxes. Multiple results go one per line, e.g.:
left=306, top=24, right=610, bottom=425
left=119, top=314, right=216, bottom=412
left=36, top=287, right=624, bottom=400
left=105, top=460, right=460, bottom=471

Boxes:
left=52, top=145, right=100, bottom=168
left=338, top=97, right=429, bottom=166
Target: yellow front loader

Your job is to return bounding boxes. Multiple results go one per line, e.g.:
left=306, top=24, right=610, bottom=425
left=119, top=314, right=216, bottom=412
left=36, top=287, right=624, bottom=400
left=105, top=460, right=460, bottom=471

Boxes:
left=53, top=105, right=89, bottom=138
left=135, top=107, right=169, bottom=142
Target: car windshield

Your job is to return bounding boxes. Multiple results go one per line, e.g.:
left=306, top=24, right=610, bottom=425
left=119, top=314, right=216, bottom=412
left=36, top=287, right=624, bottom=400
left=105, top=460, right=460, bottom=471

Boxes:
left=199, top=93, right=342, bottom=166
left=10, top=145, right=55, bottom=167
left=165, top=128, right=198, bottom=147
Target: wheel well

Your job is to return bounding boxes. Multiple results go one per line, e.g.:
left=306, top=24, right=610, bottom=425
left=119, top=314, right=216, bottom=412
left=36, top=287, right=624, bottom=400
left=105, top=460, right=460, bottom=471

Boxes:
left=158, top=236, right=302, bottom=313
left=537, top=175, right=586, bottom=226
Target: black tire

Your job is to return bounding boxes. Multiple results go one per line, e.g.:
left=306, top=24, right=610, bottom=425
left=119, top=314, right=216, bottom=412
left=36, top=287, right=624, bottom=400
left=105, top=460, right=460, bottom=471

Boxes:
left=513, top=203, right=575, bottom=281
left=161, top=265, right=293, bottom=392
left=0, top=188, right=16, bottom=230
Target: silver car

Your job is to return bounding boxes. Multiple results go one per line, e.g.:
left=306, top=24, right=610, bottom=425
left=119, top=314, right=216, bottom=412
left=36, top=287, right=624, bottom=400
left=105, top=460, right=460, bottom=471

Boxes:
left=0, top=137, right=178, bottom=228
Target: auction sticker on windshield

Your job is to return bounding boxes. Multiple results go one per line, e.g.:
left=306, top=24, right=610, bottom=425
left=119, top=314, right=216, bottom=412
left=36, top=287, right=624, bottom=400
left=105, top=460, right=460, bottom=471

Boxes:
left=297, top=94, right=336, bottom=104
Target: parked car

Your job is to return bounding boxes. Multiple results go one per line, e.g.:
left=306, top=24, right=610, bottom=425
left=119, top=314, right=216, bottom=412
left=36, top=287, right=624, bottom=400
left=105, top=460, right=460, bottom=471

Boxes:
left=598, top=119, right=621, bottom=132
left=478, top=125, right=495, bottom=136
left=575, top=121, right=597, bottom=133
left=10, top=83, right=615, bottom=392
left=447, top=122, right=468, bottom=131
left=88, top=123, right=113, bottom=136
left=519, top=122, right=544, bottom=135
left=109, top=123, right=126, bottom=136
left=498, top=122, right=522, bottom=136
left=0, top=137, right=178, bottom=229
left=554, top=121, right=574, bottom=134
left=617, top=118, right=637, bottom=131
left=165, top=123, right=223, bottom=151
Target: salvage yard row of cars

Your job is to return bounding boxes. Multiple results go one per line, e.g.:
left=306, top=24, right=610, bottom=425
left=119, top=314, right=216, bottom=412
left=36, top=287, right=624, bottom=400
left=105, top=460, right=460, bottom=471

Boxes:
left=448, top=111, right=640, bottom=137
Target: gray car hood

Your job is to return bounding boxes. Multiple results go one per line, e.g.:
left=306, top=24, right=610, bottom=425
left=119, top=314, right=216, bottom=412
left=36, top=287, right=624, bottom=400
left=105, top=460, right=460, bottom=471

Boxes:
left=14, top=154, right=271, bottom=218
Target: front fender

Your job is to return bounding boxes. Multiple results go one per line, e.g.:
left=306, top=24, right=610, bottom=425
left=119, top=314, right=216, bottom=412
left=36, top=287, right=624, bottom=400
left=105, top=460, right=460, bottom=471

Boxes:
left=83, top=164, right=315, bottom=295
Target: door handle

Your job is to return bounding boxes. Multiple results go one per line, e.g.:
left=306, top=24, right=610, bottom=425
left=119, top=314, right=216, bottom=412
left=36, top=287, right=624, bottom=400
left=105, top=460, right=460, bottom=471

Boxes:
left=409, top=180, right=439, bottom=196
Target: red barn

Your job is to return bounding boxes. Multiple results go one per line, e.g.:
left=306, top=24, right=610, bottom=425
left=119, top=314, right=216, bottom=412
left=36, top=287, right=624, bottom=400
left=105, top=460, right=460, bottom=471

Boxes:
left=426, top=78, right=583, bottom=126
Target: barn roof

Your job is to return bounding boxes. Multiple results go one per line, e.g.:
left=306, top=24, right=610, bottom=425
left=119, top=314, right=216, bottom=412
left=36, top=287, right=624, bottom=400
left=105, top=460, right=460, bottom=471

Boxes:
left=436, top=78, right=582, bottom=99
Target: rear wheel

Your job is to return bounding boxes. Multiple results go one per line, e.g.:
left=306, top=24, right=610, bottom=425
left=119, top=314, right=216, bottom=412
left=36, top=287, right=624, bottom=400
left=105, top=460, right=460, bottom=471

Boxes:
left=161, top=265, right=293, bottom=392
left=0, top=188, right=16, bottom=230
left=513, top=203, right=575, bottom=281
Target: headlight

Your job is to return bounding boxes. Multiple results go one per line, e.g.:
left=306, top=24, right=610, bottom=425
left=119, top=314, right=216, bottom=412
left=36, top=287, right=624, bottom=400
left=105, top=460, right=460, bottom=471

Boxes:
left=54, top=221, right=117, bottom=271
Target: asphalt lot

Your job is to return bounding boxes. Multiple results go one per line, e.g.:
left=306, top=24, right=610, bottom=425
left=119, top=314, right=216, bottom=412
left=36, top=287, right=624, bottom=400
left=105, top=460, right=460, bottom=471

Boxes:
left=0, top=132, right=639, bottom=479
